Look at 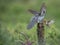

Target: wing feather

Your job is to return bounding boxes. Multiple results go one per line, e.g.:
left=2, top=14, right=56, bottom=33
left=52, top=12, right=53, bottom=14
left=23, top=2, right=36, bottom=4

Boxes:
left=28, top=9, right=39, bottom=15
left=27, top=16, right=38, bottom=29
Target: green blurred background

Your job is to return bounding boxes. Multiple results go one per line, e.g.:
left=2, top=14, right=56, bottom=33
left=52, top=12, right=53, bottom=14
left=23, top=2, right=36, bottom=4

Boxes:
left=0, top=0, right=60, bottom=45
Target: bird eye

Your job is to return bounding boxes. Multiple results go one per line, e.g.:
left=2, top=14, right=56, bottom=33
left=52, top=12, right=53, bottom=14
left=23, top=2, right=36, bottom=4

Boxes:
left=43, top=11, right=45, bottom=13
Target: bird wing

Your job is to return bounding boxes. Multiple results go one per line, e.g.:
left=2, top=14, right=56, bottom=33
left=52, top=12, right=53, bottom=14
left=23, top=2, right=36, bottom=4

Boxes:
left=27, top=16, right=38, bottom=29
left=28, top=9, right=39, bottom=15
left=39, top=3, right=46, bottom=16
left=39, top=7, right=46, bottom=16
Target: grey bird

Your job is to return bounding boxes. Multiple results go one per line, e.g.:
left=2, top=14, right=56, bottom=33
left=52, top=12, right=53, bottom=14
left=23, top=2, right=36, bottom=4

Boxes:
left=27, top=3, right=46, bottom=29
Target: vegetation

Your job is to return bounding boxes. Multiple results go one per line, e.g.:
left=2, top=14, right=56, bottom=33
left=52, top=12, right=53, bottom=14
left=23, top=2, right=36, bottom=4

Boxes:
left=0, top=0, right=60, bottom=45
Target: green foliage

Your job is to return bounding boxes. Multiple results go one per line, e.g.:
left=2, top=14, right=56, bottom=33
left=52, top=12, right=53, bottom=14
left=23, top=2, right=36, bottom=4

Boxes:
left=0, top=0, right=60, bottom=45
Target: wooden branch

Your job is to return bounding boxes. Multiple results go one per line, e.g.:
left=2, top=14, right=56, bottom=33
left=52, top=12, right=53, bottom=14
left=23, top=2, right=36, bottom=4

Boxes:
left=37, top=23, right=45, bottom=45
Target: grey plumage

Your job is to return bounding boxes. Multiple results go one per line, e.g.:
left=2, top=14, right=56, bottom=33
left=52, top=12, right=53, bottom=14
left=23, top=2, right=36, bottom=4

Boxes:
left=28, top=9, right=39, bottom=15
left=27, top=3, right=46, bottom=29
left=27, top=16, right=38, bottom=29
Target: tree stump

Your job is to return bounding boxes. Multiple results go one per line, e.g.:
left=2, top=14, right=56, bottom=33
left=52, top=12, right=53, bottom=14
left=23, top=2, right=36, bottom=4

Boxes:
left=37, top=23, right=45, bottom=45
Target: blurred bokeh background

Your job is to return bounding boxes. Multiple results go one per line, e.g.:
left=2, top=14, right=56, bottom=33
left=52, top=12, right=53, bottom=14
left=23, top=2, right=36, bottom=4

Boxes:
left=0, top=0, right=60, bottom=45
